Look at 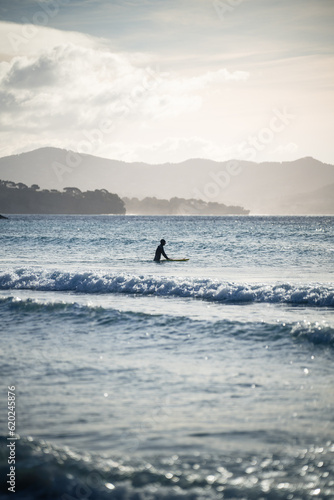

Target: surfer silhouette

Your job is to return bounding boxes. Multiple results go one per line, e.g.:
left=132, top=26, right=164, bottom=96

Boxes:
left=154, top=239, right=169, bottom=262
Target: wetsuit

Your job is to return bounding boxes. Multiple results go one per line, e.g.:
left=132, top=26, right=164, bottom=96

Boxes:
left=154, top=243, right=169, bottom=262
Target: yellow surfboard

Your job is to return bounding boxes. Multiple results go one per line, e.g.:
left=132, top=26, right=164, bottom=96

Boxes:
left=165, top=258, right=189, bottom=262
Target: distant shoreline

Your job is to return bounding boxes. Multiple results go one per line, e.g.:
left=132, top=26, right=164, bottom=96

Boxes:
left=0, top=180, right=249, bottom=215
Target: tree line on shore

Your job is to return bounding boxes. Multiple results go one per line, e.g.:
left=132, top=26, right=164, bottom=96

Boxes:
left=123, top=196, right=249, bottom=215
left=0, top=180, right=125, bottom=214
left=0, top=180, right=249, bottom=215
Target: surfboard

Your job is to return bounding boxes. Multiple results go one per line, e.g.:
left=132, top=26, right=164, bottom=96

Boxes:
left=165, top=258, right=189, bottom=262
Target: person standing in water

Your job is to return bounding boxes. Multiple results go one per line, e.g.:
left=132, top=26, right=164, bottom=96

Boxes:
left=154, top=239, right=170, bottom=262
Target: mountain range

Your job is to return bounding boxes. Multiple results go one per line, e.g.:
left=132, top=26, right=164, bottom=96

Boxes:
left=0, top=147, right=333, bottom=214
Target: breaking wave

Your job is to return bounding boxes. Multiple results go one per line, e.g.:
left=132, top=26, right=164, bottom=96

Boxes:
left=0, top=269, right=333, bottom=307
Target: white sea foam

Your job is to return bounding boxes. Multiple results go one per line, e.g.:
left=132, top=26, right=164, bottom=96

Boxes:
left=1, top=269, right=333, bottom=307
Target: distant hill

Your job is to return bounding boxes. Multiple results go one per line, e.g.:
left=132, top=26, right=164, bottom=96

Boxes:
left=279, top=183, right=334, bottom=215
left=0, top=147, right=333, bottom=214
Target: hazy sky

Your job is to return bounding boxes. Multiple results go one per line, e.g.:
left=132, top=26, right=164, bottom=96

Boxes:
left=0, top=0, right=333, bottom=164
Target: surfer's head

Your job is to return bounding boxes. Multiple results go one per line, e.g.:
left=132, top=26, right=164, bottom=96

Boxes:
left=160, top=239, right=166, bottom=245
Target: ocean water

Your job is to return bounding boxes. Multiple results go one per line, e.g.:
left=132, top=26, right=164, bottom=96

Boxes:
left=0, top=214, right=333, bottom=499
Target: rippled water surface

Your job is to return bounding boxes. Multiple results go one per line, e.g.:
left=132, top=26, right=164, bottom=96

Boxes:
left=0, top=215, right=333, bottom=499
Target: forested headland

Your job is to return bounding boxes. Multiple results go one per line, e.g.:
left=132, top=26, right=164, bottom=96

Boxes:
left=123, top=197, right=249, bottom=215
left=0, top=180, right=125, bottom=214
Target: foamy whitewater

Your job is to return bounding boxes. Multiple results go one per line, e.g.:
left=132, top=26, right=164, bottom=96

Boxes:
left=0, top=215, right=333, bottom=499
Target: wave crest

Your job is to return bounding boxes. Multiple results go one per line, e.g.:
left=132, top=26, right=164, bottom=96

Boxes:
left=0, top=269, right=333, bottom=307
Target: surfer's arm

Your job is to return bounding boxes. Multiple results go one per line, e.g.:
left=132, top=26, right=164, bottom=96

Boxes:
left=162, top=249, right=169, bottom=260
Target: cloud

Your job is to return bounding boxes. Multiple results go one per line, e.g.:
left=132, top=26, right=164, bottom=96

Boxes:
left=0, top=23, right=249, bottom=141
left=0, top=43, right=159, bottom=132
